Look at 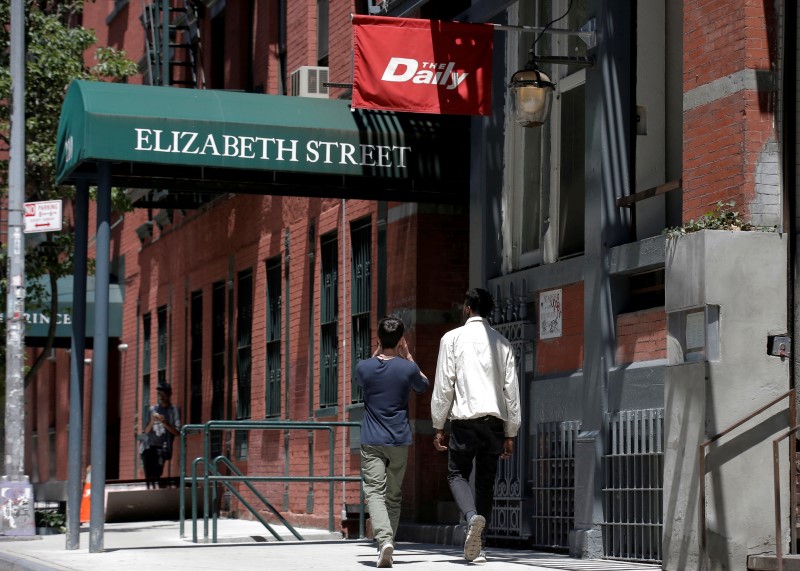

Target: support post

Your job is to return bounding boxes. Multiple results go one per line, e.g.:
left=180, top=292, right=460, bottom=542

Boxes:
left=65, top=180, right=89, bottom=549
left=88, top=163, right=112, bottom=553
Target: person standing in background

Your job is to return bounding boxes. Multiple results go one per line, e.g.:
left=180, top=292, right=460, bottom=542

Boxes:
left=431, top=288, right=521, bottom=564
left=140, top=382, right=181, bottom=489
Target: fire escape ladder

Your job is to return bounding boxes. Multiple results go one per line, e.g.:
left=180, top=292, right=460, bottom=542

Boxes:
left=142, top=0, right=205, bottom=88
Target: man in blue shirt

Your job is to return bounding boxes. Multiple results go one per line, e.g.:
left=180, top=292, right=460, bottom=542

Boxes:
left=357, top=317, right=429, bottom=568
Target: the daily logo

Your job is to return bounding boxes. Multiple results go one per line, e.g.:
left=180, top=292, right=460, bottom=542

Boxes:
left=381, top=58, right=468, bottom=91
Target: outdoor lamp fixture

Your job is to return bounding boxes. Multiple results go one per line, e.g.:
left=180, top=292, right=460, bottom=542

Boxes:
left=509, top=48, right=595, bottom=127
left=508, top=9, right=597, bottom=128
left=508, top=53, right=556, bottom=128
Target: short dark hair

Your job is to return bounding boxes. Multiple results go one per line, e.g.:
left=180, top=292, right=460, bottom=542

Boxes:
left=378, top=316, right=404, bottom=349
left=464, top=288, right=494, bottom=318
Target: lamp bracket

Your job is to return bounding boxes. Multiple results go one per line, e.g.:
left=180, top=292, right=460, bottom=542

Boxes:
left=533, top=55, right=595, bottom=68
left=492, top=17, right=597, bottom=50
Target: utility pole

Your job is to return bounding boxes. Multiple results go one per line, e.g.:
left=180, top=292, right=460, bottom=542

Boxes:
left=1, top=0, right=34, bottom=536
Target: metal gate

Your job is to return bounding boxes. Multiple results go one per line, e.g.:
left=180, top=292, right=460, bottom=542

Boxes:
left=489, top=320, right=534, bottom=540
left=531, top=420, right=581, bottom=549
left=602, top=408, right=664, bottom=563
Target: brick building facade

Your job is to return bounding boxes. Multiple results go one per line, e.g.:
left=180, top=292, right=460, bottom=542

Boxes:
left=16, top=0, right=800, bottom=566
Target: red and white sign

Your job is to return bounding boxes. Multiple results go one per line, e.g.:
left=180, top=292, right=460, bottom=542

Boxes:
left=352, top=15, right=493, bottom=116
left=24, top=200, right=62, bottom=233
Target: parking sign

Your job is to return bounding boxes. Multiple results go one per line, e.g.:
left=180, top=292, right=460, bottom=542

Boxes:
left=23, top=200, right=62, bottom=233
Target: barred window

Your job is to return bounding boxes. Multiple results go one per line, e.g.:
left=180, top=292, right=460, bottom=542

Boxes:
left=211, top=281, right=226, bottom=458
left=157, top=305, right=168, bottom=386
left=266, top=258, right=282, bottom=417
left=190, top=290, right=203, bottom=424
left=320, top=232, right=338, bottom=408
left=350, top=219, right=371, bottom=404
left=236, top=268, right=253, bottom=459
left=142, top=312, right=151, bottom=430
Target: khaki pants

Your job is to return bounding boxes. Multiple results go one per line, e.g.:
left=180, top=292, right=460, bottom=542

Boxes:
left=360, top=444, right=409, bottom=549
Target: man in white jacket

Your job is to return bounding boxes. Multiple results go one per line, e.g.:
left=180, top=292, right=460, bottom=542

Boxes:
left=431, top=288, right=521, bottom=564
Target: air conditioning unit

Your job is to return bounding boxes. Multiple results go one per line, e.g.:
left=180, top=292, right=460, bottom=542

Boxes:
left=290, top=66, right=329, bottom=98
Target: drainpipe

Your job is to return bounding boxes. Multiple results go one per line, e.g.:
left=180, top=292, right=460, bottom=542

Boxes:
left=283, top=228, right=290, bottom=511
left=340, top=199, right=348, bottom=522
left=783, top=0, right=797, bottom=394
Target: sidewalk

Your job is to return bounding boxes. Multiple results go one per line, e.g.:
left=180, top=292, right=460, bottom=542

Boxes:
left=0, top=520, right=661, bottom=571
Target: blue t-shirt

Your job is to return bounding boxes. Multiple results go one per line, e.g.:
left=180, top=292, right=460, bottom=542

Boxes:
left=356, top=356, right=429, bottom=446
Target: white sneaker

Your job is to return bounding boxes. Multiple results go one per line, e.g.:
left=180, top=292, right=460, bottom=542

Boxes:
left=473, top=551, right=487, bottom=564
left=377, top=542, right=394, bottom=568
left=464, top=515, right=486, bottom=561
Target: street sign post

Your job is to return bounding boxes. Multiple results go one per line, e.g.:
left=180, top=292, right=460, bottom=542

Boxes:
left=23, top=200, right=62, bottom=233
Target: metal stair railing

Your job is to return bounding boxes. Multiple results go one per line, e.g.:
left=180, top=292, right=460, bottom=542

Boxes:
left=179, top=420, right=365, bottom=543
left=698, top=389, right=796, bottom=566
left=771, top=410, right=800, bottom=571
left=195, top=454, right=304, bottom=543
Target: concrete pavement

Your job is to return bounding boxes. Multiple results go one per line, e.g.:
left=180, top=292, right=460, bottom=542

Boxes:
left=0, top=520, right=661, bottom=571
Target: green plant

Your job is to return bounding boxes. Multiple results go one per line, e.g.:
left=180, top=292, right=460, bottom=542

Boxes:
left=35, top=508, right=66, bottom=533
left=663, top=201, right=777, bottom=238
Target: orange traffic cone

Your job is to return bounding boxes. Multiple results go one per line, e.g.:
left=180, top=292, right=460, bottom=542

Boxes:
left=79, top=466, right=91, bottom=524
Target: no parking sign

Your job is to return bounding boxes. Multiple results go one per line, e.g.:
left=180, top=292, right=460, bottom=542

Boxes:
left=23, top=200, right=62, bottom=233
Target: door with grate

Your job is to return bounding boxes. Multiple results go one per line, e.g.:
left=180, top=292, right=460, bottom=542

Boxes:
left=488, top=321, right=534, bottom=540
left=602, top=408, right=664, bottom=563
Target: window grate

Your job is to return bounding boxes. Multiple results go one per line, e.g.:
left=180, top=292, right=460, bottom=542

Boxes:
left=602, top=408, right=664, bottom=563
left=266, top=258, right=282, bottom=417
left=190, top=290, right=203, bottom=424
left=531, top=420, right=580, bottom=549
left=142, top=313, right=152, bottom=430
left=236, top=268, right=253, bottom=424
left=157, top=305, right=168, bottom=386
left=210, top=281, right=226, bottom=458
left=320, top=233, right=338, bottom=408
left=350, top=220, right=371, bottom=404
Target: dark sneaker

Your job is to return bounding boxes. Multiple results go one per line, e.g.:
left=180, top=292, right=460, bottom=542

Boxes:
left=377, top=542, right=393, bottom=568
left=464, top=515, right=486, bottom=561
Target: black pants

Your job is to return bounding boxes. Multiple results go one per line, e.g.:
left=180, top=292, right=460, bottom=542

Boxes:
left=141, top=447, right=165, bottom=489
left=447, top=416, right=504, bottom=539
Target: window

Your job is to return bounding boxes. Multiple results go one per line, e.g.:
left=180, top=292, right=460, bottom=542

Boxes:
left=317, top=0, right=329, bottom=66
left=142, top=312, right=151, bottom=429
left=350, top=220, right=372, bottom=404
left=190, top=290, right=203, bottom=424
left=211, top=281, right=226, bottom=458
left=236, top=269, right=253, bottom=421
left=236, top=269, right=253, bottom=458
left=502, top=0, right=587, bottom=271
left=320, top=233, right=338, bottom=408
left=157, top=305, right=168, bottom=386
left=266, top=258, right=282, bottom=417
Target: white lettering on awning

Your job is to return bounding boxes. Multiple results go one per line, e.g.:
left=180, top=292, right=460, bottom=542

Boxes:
left=134, top=129, right=411, bottom=169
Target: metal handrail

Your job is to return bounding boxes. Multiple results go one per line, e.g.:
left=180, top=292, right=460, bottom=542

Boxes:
left=208, top=455, right=304, bottom=543
left=698, top=389, right=795, bottom=553
left=179, top=420, right=364, bottom=543
left=772, top=421, right=799, bottom=571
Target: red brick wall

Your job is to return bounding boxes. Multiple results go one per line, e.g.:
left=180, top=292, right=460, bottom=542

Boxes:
left=31, top=0, right=471, bottom=532
left=682, top=0, right=778, bottom=222
left=615, top=308, right=668, bottom=365
left=535, top=283, right=584, bottom=376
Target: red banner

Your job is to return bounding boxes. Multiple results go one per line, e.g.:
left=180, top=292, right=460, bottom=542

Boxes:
left=352, top=15, right=493, bottom=116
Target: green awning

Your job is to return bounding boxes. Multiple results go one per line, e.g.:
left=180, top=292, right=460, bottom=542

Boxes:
left=56, top=81, right=469, bottom=205
left=6, top=276, right=124, bottom=347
